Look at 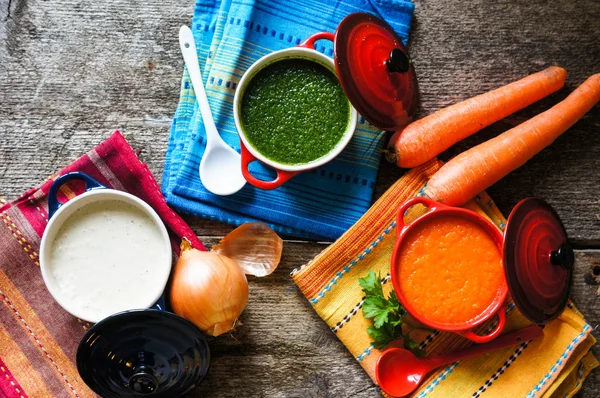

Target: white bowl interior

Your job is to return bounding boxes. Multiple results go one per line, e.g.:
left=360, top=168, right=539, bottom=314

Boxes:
left=233, top=47, right=358, bottom=172
left=39, top=190, right=172, bottom=323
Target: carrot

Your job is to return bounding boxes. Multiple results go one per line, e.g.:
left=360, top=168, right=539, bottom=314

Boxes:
left=424, top=73, right=600, bottom=207
left=387, top=66, right=567, bottom=168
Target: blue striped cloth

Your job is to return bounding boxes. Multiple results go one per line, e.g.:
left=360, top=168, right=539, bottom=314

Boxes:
left=163, top=0, right=414, bottom=240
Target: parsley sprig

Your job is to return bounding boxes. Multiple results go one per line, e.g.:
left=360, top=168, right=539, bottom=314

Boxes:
left=359, top=271, right=425, bottom=355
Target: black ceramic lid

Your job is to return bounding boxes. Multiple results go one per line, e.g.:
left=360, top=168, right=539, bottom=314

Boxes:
left=76, top=310, right=210, bottom=397
left=334, top=12, right=418, bottom=131
left=503, top=198, right=573, bottom=323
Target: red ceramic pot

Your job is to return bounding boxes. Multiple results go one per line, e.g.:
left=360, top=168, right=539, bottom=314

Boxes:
left=390, top=197, right=508, bottom=344
left=234, top=33, right=358, bottom=190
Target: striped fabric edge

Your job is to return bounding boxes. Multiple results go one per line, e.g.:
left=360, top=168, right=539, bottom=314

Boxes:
left=0, top=274, right=88, bottom=397
left=0, top=356, right=28, bottom=398
left=539, top=326, right=598, bottom=398
left=567, top=362, right=586, bottom=398
left=562, top=352, right=600, bottom=398
left=331, top=274, right=391, bottom=334
left=0, top=312, right=53, bottom=397
left=472, top=330, right=535, bottom=397
left=527, top=324, right=593, bottom=398
left=413, top=305, right=519, bottom=398
left=308, top=221, right=396, bottom=305
left=0, top=212, right=40, bottom=266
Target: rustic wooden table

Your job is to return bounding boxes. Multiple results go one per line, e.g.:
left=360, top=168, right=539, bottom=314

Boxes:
left=1, top=0, right=598, bottom=396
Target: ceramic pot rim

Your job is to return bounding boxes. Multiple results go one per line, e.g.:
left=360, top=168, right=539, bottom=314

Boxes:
left=39, top=189, right=172, bottom=323
left=233, top=46, right=358, bottom=172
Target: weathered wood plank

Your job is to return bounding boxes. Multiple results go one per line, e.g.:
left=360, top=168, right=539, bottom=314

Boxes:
left=1, top=0, right=599, bottom=241
left=191, top=239, right=600, bottom=397
left=0, top=0, right=192, bottom=200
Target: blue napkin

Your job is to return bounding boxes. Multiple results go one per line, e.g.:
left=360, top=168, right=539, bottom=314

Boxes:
left=163, top=0, right=414, bottom=240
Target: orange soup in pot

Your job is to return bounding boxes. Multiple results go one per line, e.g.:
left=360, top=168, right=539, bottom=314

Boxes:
left=397, top=215, right=504, bottom=325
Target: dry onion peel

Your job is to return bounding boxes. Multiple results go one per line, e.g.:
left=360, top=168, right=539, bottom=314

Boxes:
left=212, top=222, right=283, bottom=277
left=170, top=239, right=248, bottom=336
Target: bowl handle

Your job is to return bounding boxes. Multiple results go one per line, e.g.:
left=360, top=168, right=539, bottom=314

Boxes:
left=396, top=196, right=447, bottom=231
left=151, top=296, right=166, bottom=311
left=239, top=141, right=300, bottom=190
left=456, top=303, right=507, bottom=344
left=298, top=32, right=335, bottom=49
left=48, top=172, right=106, bottom=219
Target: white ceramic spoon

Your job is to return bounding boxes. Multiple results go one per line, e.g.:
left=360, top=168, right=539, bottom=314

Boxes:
left=179, top=25, right=246, bottom=196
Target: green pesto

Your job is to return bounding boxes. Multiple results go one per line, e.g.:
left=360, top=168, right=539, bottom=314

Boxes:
left=241, top=59, right=350, bottom=165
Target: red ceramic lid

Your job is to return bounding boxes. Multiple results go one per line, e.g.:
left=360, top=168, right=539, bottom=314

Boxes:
left=503, top=198, right=573, bottom=324
left=334, top=12, right=418, bottom=131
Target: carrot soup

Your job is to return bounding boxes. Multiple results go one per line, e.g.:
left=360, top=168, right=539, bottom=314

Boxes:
left=397, top=215, right=504, bottom=325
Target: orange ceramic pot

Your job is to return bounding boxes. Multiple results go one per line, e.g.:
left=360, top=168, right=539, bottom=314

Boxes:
left=390, top=197, right=508, bottom=343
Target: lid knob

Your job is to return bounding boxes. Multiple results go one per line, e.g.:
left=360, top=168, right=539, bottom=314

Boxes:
left=386, top=48, right=410, bottom=74
left=549, top=242, right=575, bottom=271
left=129, top=367, right=158, bottom=394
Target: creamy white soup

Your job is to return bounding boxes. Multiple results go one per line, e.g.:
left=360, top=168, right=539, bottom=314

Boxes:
left=48, top=199, right=169, bottom=322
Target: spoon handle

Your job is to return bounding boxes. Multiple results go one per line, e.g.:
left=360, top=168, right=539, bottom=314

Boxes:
left=427, top=326, right=543, bottom=368
left=179, top=25, right=220, bottom=143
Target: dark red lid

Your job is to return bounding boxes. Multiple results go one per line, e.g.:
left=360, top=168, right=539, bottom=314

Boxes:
left=503, top=198, right=573, bottom=324
left=334, top=12, right=418, bottom=131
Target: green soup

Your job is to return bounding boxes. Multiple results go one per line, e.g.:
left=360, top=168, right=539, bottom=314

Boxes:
left=241, top=59, right=351, bottom=165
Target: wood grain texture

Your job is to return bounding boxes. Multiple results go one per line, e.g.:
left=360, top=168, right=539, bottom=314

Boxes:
left=1, top=0, right=599, bottom=396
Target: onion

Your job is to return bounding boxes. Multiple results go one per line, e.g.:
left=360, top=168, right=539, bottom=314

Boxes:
left=212, top=222, right=283, bottom=277
left=170, top=239, right=248, bottom=336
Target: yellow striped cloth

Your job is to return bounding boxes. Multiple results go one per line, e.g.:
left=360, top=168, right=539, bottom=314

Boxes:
left=292, top=159, right=598, bottom=397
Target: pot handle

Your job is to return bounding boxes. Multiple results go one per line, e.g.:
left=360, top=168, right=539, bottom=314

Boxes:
left=456, top=303, right=507, bottom=344
left=152, top=296, right=166, bottom=312
left=396, top=196, right=447, bottom=231
left=48, top=172, right=106, bottom=219
left=240, top=140, right=300, bottom=190
left=298, top=32, right=335, bottom=49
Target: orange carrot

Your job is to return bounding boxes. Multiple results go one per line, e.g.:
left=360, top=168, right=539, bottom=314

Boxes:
left=424, top=73, right=600, bottom=207
left=387, top=66, right=567, bottom=168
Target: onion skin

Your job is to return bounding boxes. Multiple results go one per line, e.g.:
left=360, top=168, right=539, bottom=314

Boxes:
left=170, top=241, right=248, bottom=336
left=212, top=222, right=283, bottom=277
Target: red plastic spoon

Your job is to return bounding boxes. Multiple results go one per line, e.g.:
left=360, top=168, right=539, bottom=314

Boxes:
left=376, top=326, right=543, bottom=397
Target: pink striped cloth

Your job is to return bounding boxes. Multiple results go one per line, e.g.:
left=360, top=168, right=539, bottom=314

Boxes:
left=0, top=131, right=203, bottom=397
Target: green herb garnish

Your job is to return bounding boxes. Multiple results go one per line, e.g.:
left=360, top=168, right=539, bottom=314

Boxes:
left=359, top=270, right=425, bottom=355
